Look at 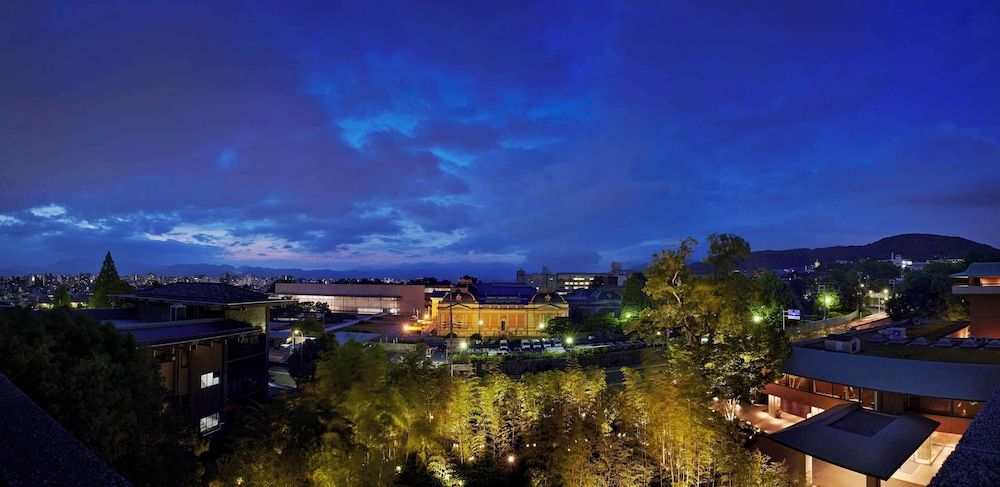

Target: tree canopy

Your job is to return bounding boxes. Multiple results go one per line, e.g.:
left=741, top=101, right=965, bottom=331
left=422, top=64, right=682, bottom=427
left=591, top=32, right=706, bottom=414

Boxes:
left=212, top=340, right=789, bottom=487
left=0, top=309, right=201, bottom=486
left=887, top=262, right=968, bottom=321
left=627, top=235, right=790, bottom=420
left=89, top=251, right=134, bottom=308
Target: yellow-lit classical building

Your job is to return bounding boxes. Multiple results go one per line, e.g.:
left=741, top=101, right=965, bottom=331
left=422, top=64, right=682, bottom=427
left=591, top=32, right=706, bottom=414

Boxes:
left=434, top=281, right=568, bottom=337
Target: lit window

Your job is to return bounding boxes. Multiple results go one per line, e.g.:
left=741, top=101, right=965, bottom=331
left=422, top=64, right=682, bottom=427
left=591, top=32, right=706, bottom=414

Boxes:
left=200, top=372, right=220, bottom=389
left=199, top=413, right=220, bottom=433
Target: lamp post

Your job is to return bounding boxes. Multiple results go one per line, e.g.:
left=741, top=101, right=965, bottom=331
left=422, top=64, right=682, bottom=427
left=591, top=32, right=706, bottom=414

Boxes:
left=823, top=295, right=833, bottom=321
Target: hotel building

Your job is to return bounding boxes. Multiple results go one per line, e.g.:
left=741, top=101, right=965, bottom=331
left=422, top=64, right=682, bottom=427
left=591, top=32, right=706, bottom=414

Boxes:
left=107, top=283, right=285, bottom=435
left=758, top=262, right=1000, bottom=486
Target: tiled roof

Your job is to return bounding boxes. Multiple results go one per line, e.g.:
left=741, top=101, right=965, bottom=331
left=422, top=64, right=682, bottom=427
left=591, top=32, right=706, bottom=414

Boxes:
left=128, top=282, right=272, bottom=305
left=0, top=374, right=131, bottom=486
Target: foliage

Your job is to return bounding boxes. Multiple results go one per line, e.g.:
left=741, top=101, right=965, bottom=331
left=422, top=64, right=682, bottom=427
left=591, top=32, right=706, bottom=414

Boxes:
left=0, top=308, right=201, bottom=486
left=620, top=272, right=653, bottom=319
left=89, top=251, right=134, bottom=308
left=888, top=265, right=968, bottom=321
left=211, top=337, right=790, bottom=486
left=293, top=316, right=326, bottom=336
left=627, top=235, right=790, bottom=421
left=53, top=285, right=71, bottom=308
left=706, top=233, right=751, bottom=277
left=288, top=332, right=335, bottom=382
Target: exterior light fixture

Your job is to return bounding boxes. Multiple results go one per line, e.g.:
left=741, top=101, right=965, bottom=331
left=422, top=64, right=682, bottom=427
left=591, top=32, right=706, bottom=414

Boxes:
left=752, top=315, right=762, bottom=323
left=565, top=336, right=574, bottom=345
left=507, top=454, right=516, bottom=464
left=459, top=340, right=468, bottom=351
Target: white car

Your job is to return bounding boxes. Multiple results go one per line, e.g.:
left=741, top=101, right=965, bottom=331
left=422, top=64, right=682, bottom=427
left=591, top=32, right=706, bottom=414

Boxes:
left=521, top=340, right=532, bottom=351
left=499, top=339, right=509, bottom=352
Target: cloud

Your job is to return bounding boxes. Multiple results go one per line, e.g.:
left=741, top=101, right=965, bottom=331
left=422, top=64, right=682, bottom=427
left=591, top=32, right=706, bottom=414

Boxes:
left=1, top=2, right=999, bottom=273
left=29, top=204, right=67, bottom=218
left=0, top=215, right=22, bottom=226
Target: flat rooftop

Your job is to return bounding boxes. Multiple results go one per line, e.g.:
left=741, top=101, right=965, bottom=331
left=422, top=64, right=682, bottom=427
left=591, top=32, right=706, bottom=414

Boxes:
left=769, top=403, right=939, bottom=480
left=799, top=320, right=1000, bottom=365
left=116, top=318, right=260, bottom=347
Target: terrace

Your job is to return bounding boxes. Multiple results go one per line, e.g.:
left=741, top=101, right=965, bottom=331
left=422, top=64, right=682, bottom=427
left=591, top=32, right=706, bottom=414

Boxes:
left=800, top=320, right=1000, bottom=365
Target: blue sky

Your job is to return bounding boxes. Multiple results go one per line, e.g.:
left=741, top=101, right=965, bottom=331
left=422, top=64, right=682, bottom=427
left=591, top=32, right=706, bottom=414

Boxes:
left=1, top=1, right=998, bottom=275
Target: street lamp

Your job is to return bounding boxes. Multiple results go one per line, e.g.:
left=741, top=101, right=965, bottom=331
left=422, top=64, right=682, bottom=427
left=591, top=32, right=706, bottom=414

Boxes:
left=752, top=314, right=762, bottom=324
left=565, top=336, right=574, bottom=346
left=823, top=295, right=833, bottom=321
left=458, top=340, right=468, bottom=351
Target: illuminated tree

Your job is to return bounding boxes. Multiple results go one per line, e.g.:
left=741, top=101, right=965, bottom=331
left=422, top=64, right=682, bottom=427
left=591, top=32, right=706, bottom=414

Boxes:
left=620, top=272, right=653, bottom=320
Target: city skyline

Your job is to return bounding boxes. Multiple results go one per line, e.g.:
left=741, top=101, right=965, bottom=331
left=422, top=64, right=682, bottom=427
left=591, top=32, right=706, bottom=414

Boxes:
left=2, top=2, right=999, bottom=272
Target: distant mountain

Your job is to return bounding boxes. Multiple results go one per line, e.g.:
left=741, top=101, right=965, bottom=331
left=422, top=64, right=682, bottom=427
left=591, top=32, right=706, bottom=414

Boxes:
left=0, top=260, right=519, bottom=282
left=740, top=234, right=1000, bottom=271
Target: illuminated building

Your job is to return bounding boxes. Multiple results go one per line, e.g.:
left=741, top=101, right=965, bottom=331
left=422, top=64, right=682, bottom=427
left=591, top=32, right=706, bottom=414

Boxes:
left=759, top=264, right=1000, bottom=485
left=271, top=282, right=425, bottom=317
left=435, top=280, right=568, bottom=337
left=951, top=262, right=1000, bottom=337
left=109, top=283, right=286, bottom=435
left=516, top=261, right=636, bottom=293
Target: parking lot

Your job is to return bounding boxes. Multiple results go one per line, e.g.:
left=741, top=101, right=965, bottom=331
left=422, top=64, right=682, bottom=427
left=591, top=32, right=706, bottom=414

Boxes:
left=426, top=333, right=647, bottom=363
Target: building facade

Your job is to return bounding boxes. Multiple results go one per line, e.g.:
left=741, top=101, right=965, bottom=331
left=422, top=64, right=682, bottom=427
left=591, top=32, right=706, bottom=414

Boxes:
left=272, top=282, right=426, bottom=317
left=952, top=262, right=1000, bottom=337
left=111, top=283, right=285, bottom=435
left=516, top=262, right=635, bottom=293
left=759, top=262, right=1000, bottom=485
left=564, top=288, right=623, bottom=320
left=434, top=281, right=569, bottom=337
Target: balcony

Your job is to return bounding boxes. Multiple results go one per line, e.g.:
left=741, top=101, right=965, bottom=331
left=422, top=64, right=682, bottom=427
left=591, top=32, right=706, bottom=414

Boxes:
left=952, top=285, right=1000, bottom=295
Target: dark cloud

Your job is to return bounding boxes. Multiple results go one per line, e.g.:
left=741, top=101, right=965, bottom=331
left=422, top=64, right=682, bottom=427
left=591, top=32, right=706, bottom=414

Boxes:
left=1, top=2, right=998, bottom=273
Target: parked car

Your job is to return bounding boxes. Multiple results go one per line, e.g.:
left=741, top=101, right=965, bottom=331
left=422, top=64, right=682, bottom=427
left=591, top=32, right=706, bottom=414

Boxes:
left=499, top=339, right=509, bottom=352
left=531, top=339, right=543, bottom=350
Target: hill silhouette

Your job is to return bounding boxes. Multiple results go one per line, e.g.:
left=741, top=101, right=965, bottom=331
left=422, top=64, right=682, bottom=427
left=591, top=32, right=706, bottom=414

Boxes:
left=740, top=233, right=1000, bottom=271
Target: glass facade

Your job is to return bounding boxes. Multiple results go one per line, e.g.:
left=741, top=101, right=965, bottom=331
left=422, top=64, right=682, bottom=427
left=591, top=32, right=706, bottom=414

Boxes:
left=287, top=294, right=400, bottom=314
left=777, top=373, right=982, bottom=418
left=910, top=397, right=982, bottom=418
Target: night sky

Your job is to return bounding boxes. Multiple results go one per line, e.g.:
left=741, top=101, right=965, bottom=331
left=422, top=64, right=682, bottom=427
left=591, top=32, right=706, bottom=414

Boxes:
left=2, top=2, right=999, bottom=275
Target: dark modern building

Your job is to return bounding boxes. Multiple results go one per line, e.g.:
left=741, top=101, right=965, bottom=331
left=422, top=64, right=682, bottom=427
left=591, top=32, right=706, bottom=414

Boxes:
left=111, top=283, right=285, bottom=435
left=564, top=288, right=623, bottom=321
left=758, top=264, right=1000, bottom=485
